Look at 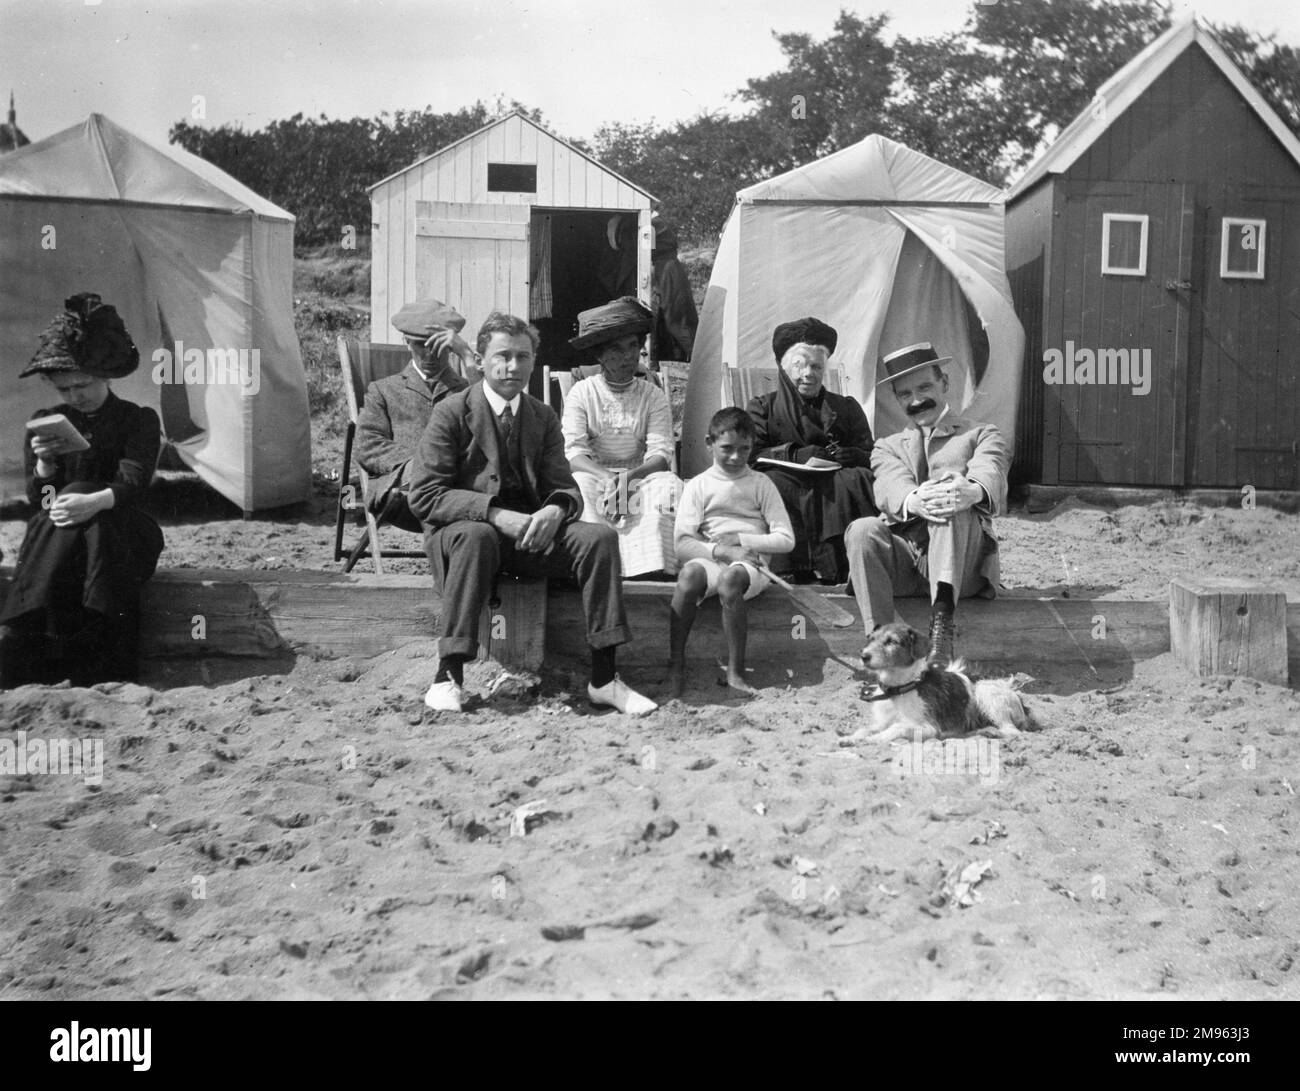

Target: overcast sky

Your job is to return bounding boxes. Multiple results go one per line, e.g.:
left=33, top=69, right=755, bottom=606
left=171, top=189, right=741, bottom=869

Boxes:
left=1, top=0, right=1297, bottom=149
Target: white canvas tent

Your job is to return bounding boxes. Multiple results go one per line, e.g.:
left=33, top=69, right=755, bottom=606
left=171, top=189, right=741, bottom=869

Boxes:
left=0, top=113, right=310, bottom=511
left=683, top=134, right=1024, bottom=476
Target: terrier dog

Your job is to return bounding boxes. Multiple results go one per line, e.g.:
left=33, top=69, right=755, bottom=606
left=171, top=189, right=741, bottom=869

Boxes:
left=841, top=622, right=1033, bottom=744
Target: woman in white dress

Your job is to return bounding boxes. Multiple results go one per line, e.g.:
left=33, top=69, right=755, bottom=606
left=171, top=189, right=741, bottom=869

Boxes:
left=563, top=297, right=683, bottom=577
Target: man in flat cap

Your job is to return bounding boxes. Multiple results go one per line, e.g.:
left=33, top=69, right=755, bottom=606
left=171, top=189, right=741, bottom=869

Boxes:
left=844, top=343, right=1011, bottom=666
left=406, top=311, right=657, bottom=717
left=746, top=316, right=876, bottom=582
left=354, top=298, right=473, bottom=531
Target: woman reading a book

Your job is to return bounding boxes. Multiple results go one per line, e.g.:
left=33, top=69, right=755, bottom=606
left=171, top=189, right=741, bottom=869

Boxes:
left=0, top=293, right=164, bottom=688
left=746, top=317, right=876, bottom=583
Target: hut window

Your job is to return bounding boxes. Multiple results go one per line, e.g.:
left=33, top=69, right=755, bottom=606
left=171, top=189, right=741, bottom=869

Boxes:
left=488, top=163, right=537, bottom=193
left=1101, top=214, right=1148, bottom=276
left=1220, top=218, right=1266, bottom=280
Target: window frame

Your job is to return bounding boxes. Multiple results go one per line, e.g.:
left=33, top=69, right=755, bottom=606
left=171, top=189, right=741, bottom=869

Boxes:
left=487, top=163, right=538, bottom=194
left=1220, top=217, right=1267, bottom=280
left=1100, top=213, right=1149, bottom=277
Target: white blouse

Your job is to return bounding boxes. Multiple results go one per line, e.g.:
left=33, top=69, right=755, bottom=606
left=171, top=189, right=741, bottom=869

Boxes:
left=562, top=375, right=674, bottom=471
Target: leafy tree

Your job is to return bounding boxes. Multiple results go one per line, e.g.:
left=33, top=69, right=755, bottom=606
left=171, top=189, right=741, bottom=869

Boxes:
left=736, top=10, right=895, bottom=173
left=170, top=100, right=547, bottom=247
left=594, top=112, right=771, bottom=241
left=1212, top=22, right=1300, bottom=133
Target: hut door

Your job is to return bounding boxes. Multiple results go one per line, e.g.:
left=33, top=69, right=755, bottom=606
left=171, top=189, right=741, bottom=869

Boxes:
left=414, top=201, right=529, bottom=324
left=1188, top=194, right=1297, bottom=489
left=1051, top=182, right=1193, bottom=486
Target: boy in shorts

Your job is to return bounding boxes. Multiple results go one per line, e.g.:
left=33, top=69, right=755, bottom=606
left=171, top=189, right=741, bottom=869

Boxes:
left=668, top=407, right=795, bottom=696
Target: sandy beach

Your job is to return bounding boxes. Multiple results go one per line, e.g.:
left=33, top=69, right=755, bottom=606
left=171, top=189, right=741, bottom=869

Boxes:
left=2, top=493, right=1297, bottom=999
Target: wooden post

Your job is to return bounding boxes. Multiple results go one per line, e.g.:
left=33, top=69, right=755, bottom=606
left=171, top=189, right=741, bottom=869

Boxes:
left=477, top=577, right=547, bottom=672
left=1170, top=577, right=1288, bottom=685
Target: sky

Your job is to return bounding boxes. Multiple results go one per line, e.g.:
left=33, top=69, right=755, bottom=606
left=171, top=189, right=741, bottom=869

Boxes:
left=1, top=0, right=1298, bottom=149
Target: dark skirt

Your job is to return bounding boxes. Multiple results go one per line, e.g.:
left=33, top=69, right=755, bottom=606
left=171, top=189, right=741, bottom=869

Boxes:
left=761, top=466, right=877, bottom=581
left=0, top=482, right=164, bottom=687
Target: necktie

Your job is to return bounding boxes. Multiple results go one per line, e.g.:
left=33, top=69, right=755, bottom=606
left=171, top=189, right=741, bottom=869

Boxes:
left=499, top=404, right=515, bottom=443
left=916, top=429, right=930, bottom=484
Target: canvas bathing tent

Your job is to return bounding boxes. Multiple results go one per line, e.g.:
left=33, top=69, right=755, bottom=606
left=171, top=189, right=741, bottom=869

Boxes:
left=683, top=134, right=1024, bottom=476
left=0, top=113, right=310, bottom=512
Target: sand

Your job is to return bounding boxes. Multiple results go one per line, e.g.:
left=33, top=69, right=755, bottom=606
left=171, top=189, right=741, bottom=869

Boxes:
left=1, top=492, right=1298, bottom=999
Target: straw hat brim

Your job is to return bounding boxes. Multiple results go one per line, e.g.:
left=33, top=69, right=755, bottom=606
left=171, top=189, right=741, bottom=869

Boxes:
left=875, top=355, right=952, bottom=386
left=569, top=317, right=651, bottom=351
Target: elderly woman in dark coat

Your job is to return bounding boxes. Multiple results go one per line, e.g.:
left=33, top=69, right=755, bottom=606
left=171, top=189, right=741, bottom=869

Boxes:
left=0, top=293, right=164, bottom=687
left=747, top=317, right=877, bottom=583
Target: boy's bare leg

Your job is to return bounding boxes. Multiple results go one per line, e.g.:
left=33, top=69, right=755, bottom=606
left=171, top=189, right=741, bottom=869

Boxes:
left=668, top=564, right=708, bottom=698
left=717, top=566, right=756, bottom=695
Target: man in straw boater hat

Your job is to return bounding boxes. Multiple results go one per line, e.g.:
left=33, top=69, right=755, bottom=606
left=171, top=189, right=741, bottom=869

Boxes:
left=843, top=342, right=1010, bottom=667
left=747, top=316, right=876, bottom=583
left=406, top=311, right=657, bottom=716
left=355, top=298, right=472, bottom=531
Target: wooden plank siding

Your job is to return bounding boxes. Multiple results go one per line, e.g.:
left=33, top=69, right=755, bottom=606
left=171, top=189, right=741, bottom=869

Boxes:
left=370, top=113, right=652, bottom=348
left=1018, top=41, right=1300, bottom=488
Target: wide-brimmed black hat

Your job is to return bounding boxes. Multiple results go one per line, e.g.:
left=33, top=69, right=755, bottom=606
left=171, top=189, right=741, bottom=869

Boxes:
left=569, top=296, right=652, bottom=351
left=876, top=342, right=952, bottom=386
left=21, top=292, right=140, bottom=379
left=772, top=317, right=837, bottom=363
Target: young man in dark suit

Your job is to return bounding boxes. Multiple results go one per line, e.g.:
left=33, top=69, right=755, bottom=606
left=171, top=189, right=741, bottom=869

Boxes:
left=355, top=299, right=472, bottom=531
left=406, top=311, right=657, bottom=716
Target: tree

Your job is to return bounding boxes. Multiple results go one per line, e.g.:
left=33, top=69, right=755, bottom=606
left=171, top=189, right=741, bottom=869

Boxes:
left=170, top=101, right=547, bottom=247
left=594, top=112, right=772, bottom=240
left=736, top=10, right=895, bottom=173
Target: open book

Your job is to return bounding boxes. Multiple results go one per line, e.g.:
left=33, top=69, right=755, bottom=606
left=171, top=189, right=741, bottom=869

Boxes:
left=756, top=456, right=838, bottom=473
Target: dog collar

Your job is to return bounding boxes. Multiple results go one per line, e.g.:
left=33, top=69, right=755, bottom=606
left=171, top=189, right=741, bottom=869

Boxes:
left=861, top=680, right=921, bottom=701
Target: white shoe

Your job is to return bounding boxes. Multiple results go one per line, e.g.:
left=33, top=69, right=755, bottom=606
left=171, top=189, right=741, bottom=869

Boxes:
left=588, top=676, right=657, bottom=716
left=424, top=680, right=464, bottom=712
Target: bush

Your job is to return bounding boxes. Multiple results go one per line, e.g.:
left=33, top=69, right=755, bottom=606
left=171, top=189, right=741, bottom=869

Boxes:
left=294, top=295, right=369, bottom=441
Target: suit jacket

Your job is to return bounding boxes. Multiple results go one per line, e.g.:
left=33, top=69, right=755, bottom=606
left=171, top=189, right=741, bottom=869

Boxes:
left=354, top=362, right=467, bottom=506
left=406, top=382, right=582, bottom=529
left=872, top=414, right=1009, bottom=522
left=747, top=388, right=873, bottom=467
left=871, top=414, right=1011, bottom=583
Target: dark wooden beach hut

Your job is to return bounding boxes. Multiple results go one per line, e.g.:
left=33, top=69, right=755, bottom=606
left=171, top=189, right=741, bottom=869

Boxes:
left=1006, top=17, right=1300, bottom=489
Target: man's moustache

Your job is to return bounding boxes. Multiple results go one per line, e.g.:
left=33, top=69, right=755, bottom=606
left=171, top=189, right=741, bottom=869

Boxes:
left=906, top=399, right=937, bottom=416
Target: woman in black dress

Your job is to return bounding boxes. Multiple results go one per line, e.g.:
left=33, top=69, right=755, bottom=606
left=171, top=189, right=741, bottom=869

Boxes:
left=0, top=293, right=164, bottom=687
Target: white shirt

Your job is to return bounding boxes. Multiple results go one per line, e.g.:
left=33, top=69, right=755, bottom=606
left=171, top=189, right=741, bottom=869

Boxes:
left=481, top=384, right=521, bottom=419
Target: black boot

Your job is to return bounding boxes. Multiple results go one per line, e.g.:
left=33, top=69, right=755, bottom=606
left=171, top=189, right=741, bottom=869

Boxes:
left=928, top=607, right=956, bottom=668
left=0, top=623, right=25, bottom=689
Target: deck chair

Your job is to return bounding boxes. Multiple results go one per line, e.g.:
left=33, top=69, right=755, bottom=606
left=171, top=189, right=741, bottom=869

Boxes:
left=729, top=366, right=843, bottom=407
left=334, top=336, right=428, bottom=574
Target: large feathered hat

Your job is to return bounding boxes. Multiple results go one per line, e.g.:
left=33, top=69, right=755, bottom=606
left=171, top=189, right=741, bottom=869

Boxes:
left=20, top=292, right=140, bottom=379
